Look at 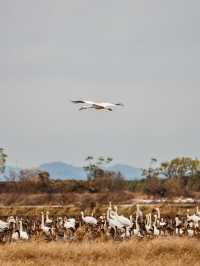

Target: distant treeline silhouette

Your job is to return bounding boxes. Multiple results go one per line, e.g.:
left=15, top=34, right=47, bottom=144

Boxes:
left=0, top=157, right=200, bottom=197
left=1, top=157, right=200, bottom=199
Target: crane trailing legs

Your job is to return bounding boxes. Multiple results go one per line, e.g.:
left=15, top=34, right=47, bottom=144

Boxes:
left=71, top=100, right=124, bottom=112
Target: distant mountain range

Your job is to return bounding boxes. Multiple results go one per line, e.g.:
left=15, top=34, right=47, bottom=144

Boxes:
left=0, top=166, right=20, bottom=181
left=39, top=162, right=87, bottom=180
left=0, top=162, right=143, bottom=181
left=107, top=164, right=143, bottom=180
left=39, top=162, right=143, bottom=180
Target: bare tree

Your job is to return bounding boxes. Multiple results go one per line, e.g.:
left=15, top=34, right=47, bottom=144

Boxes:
left=0, top=148, right=7, bottom=174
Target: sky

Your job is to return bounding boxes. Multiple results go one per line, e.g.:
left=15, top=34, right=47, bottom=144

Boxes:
left=0, top=0, right=200, bottom=169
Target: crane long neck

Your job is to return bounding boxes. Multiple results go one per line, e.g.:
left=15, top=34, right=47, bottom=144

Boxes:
left=154, top=215, right=157, bottom=226
left=107, top=208, right=116, bottom=220
left=114, top=207, right=119, bottom=217
left=157, top=208, right=160, bottom=219
left=19, top=221, right=22, bottom=233
left=41, top=213, right=44, bottom=227
left=136, top=215, right=139, bottom=229
left=146, top=214, right=149, bottom=226
left=107, top=209, right=110, bottom=220
left=81, top=212, right=84, bottom=219
left=136, top=204, right=140, bottom=216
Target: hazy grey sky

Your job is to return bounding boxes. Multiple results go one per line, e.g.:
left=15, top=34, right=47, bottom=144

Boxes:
left=0, top=0, right=200, bottom=168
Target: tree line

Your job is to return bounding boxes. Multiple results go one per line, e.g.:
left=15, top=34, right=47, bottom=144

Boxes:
left=129, top=157, right=200, bottom=197
left=1, top=152, right=200, bottom=198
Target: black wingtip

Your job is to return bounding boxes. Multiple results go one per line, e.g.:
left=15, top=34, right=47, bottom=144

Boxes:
left=71, top=100, right=85, bottom=104
left=116, top=102, right=125, bottom=107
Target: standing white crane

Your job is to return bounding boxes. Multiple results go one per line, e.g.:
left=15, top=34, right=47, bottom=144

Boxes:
left=0, top=220, right=9, bottom=233
left=71, top=100, right=124, bottom=111
left=153, top=214, right=160, bottom=236
left=175, top=216, right=183, bottom=236
left=113, top=206, right=132, bottom=227
left=133, top=214, right=141, bottom=236
left=145, top=213, right=152, bottom=234
left=136, top=204, right=143, bottom=218
left=106, top=206, right=124, bottom=230
left=186, top=209, right=200, bottom=228
left=45, top=211, right=53, bottom=224
left=106, top=206, right=125, bottom=239
left=6, top=216, right=20, bottom=241
left=81, top=211, right=97, bottom=226
left=41, top=212, right=52, bottom=237
left=19, top=220, right=29, bottom=240
left=63, top=217, right=76, bottom=240
left=64, top=217, right=76, bottom=230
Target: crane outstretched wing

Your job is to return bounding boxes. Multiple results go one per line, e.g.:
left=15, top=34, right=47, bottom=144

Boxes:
left=71, top=100, right=95, bottom=105
left=71, top=100, right=86, bottom=104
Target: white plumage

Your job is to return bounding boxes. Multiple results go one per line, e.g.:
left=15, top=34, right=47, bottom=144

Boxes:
left=45, top=211, right=53, bottom=224
left=81, top=211, right=97, bottom=225
left=19, top=220, right=29, bottom=240
left=106, top=207, right=124, bottom=230
left=41, top=212, right=52, bottom=236
left=113, top=206, right=132, bottom=227
left=64, top=218, right=76, bottom=230
left=0, top=220, right=9, bottom=232
left=71, top=100, right=124, bottom=111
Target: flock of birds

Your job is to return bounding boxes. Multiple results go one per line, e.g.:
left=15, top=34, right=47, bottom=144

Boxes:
left=1, top=203, right=200, bottom=243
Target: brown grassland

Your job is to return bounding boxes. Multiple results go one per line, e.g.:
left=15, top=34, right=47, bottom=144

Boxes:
left=0, top=238, right=200, bottom=266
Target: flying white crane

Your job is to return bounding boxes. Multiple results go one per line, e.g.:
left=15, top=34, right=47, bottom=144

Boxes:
left=71, top=100, right=124, bottom=111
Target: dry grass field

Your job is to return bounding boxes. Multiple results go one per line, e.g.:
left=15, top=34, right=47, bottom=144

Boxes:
left=0, top=238, right=200, bottom=266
